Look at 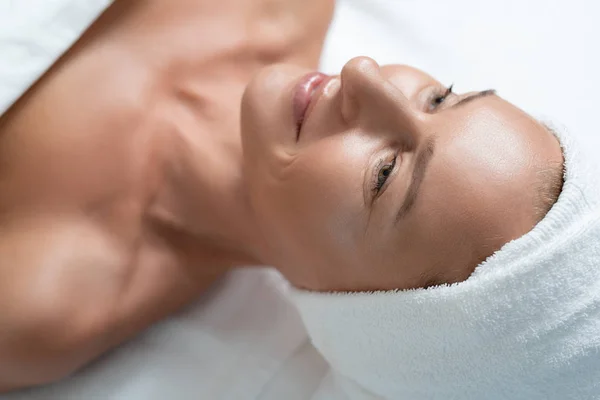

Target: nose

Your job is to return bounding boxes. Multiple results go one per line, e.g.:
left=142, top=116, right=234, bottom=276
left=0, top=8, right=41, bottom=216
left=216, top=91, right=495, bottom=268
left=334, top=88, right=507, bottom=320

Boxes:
left=340, top=57, right=416, bottom=128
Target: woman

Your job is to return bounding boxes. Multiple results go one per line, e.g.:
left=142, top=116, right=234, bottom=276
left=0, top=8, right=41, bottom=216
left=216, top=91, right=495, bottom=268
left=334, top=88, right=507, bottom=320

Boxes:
left=0, top=0, right=565, bottom=393
left=0, top=0, right=334, bottom=391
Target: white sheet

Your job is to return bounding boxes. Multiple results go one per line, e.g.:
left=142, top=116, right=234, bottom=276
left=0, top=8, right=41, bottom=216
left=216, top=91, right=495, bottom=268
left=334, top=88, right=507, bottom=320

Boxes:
left=3, top=269, right=333, bottom=400
left=0, top=0, right=112, bottom=115
left=1, top=1, right=599, bottom=399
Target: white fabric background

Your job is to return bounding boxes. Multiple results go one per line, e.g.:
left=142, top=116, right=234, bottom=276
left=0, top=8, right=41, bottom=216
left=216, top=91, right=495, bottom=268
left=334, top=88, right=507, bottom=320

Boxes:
left=0, top=0, right=113, bottom=115
left=1, top=1, right=599, bottom=399
left=322, top=0, right=600, bottom=157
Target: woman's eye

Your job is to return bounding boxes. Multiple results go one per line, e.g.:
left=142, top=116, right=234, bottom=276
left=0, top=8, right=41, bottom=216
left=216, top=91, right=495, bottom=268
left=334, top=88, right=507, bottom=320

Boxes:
left=432, top=95, right=447, bottom=106
left=374, top=156, right=397, bottom=194
left=429, top=84, right=453, bottom=111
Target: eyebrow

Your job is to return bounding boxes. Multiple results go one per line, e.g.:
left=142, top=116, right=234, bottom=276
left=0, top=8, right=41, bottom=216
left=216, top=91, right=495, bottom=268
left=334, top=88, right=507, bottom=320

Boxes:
left=451, top=89, right=497, bottom=109
left=393, top=89, right=494, bottom=221
left=396, top=136, right=436, bottom=222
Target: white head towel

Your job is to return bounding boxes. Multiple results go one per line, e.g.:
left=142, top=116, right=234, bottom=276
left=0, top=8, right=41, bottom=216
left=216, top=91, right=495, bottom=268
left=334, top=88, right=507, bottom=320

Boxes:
left=289, top=131, right=600, bottom=400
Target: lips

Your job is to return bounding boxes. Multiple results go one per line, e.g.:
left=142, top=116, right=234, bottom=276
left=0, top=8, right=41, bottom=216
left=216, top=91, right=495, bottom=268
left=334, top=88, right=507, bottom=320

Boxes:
left=293, top=72, right=329, bottom=139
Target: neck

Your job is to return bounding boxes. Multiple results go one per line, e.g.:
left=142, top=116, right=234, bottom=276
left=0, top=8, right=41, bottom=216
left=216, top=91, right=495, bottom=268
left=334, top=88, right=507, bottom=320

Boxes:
left=149, top=107, right=266, bottom=270
left=191, top=157, right=266, bottom=267
left=134, top=0, right=331, bottom=269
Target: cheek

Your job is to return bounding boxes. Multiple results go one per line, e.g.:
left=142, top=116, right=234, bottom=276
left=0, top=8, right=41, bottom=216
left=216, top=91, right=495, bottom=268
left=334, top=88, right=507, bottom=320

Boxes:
left=275, top=162, right=358, bottom=248
left=241, top=64, right=309, bottom=157
left=258, top=138, right=372, bottom=261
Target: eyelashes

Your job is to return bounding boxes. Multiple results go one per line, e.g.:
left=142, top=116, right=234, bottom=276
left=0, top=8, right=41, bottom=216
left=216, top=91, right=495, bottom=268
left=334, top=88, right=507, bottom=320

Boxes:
left=372, top=154, right=398, bottom=195
left=428, top=84, right=453, bottom=111
left=369, top=83, right=453, bottom=200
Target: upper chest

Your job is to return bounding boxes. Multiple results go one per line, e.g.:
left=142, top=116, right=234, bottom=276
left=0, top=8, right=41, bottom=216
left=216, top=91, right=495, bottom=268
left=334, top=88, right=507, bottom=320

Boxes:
left=0, top=0, right=331, bottom=230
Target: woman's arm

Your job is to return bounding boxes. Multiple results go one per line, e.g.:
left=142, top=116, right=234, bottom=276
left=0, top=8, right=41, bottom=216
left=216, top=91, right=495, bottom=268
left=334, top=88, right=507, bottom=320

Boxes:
left=0, top=214, right=216, bottom=392
left=0, top=216, right=129, bottom=391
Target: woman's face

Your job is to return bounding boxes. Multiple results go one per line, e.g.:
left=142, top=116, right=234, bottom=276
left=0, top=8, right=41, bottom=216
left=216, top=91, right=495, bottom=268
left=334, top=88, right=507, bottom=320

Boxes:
left=241, top=57, right=562, bottom=292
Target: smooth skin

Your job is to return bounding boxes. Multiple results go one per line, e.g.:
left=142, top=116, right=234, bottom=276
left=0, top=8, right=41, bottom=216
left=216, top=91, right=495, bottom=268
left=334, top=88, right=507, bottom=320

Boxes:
left=241, top=58, right=563, bottom=292
left=0, top=0, right=334, bottom=392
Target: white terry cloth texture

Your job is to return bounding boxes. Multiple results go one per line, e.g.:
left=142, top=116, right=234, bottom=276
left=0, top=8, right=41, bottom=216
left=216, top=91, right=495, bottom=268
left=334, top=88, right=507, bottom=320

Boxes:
left=289, top=129, right=600, bottom=400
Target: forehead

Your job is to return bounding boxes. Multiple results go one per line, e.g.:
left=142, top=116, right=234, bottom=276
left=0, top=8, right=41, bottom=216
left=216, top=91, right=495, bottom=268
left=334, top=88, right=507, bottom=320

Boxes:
left=407, top=95, right=557, bottom=246
left=431, top=96, right=554, bottom=176
left=367, top=97, right=559, bottom=284
left=438, top=102, right=538, bottom=183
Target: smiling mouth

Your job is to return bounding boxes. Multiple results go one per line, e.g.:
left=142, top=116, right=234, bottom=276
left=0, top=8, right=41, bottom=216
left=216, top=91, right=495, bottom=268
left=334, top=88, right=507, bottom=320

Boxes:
left=293, top=72, right=329, bottom=139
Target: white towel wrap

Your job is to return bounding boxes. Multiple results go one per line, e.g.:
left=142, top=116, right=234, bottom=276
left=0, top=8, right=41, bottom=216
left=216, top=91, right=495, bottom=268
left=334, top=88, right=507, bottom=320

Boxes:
left=289, top=130, right=600, bottom=399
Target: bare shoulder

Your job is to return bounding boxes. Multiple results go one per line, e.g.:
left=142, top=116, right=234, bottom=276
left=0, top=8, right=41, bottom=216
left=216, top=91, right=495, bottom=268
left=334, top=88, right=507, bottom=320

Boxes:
left=0, top=215, right=130, bottom=390
left=0, top=211, right=217, bottom=392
